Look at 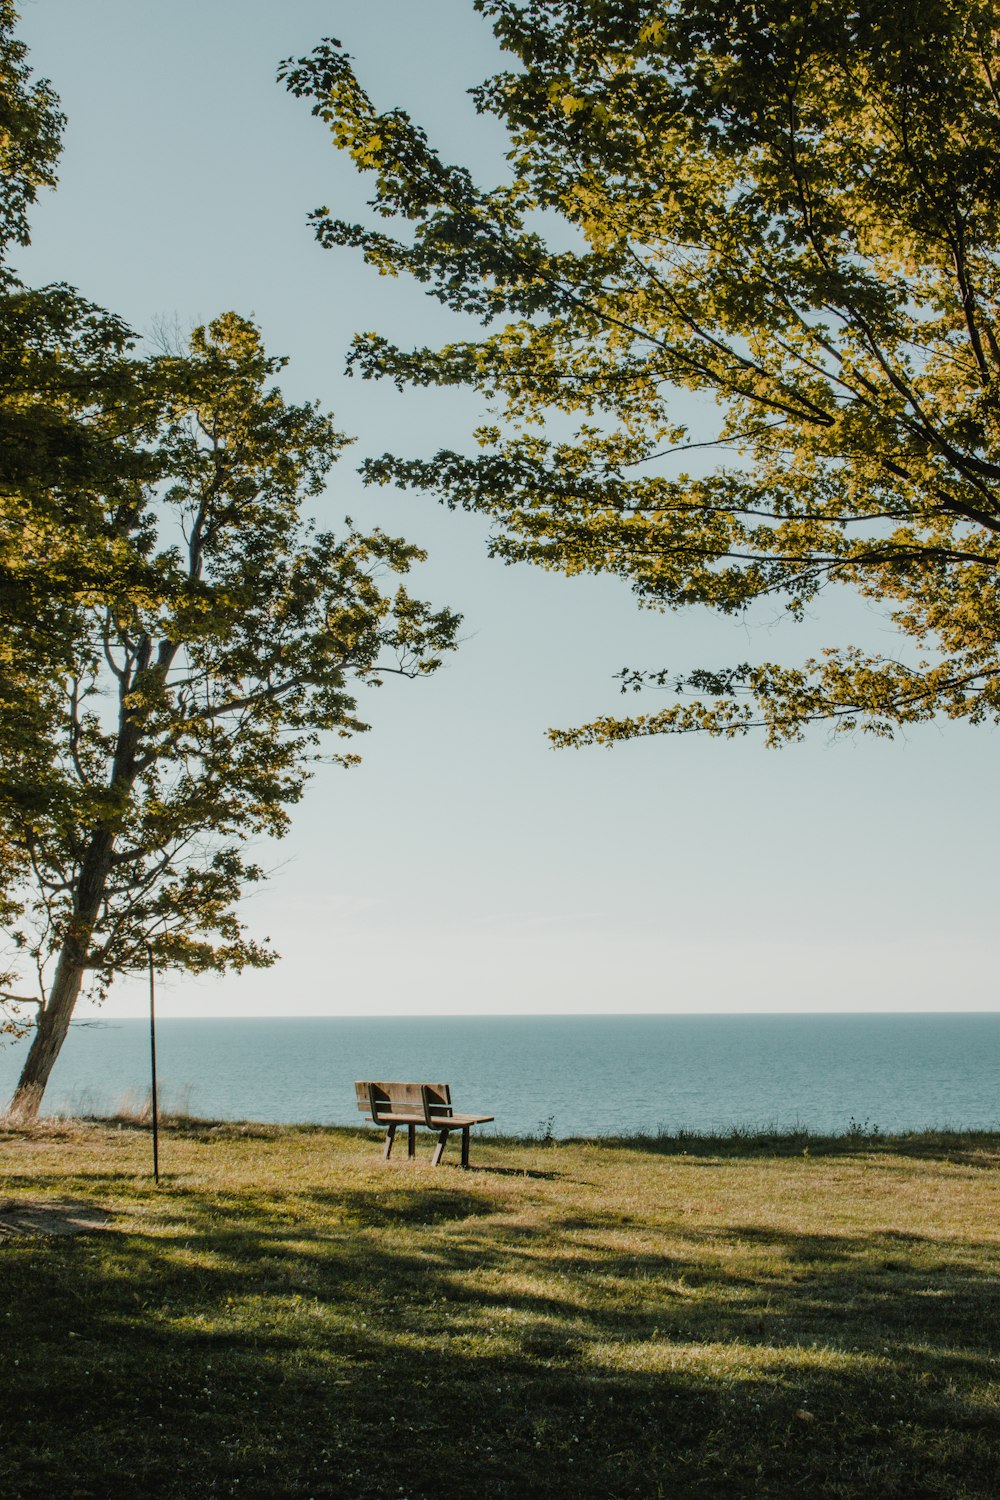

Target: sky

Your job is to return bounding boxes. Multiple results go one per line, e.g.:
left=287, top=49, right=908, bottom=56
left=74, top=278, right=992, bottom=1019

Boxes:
left=9, top=0, right=1000, bottom=1018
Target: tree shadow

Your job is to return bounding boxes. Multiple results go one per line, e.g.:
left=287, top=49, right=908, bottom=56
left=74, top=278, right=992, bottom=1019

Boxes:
left=1, top=1170, right=998, bottom=1499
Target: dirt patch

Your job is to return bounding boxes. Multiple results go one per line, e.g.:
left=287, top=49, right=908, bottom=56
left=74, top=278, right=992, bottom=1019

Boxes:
left=0, top=1198, right=112, bottom=1237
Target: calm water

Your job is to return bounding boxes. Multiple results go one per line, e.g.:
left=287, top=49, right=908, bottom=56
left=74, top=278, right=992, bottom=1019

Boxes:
left=1, top=1014, right=998, bottom=1137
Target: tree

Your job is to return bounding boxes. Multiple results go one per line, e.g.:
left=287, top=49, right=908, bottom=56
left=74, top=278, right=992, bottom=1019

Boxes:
left=282, top=0, right=1000, bottom=747
left=0, top=0, right=140, bottom=621
left=0, top=8, right=459, bottom=1117
left=3, top=311, right=459, bottom=1119
left=0, top=0, right=154, bottom=1047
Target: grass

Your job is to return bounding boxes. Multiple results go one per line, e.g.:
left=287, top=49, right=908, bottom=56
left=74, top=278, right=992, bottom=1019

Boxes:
left=1, top=1119, right=999, bottom=1499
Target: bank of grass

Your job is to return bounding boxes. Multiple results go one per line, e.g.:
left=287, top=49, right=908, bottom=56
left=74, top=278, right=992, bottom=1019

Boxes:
left=1, top=1120, right=999, bottom=1499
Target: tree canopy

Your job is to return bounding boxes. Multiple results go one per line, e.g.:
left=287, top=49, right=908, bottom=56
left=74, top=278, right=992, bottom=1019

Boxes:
left=283, top=0, right=1000, bottom=746
left=0, top=0, right=150, bottom=1039
left=4, top=309, right=459, bottom=1116
left=0, top=4, right=459, bottom=1114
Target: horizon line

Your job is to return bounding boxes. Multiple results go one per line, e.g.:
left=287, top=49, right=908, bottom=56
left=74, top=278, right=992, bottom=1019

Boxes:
left=65, top=1009, right=1000, bottom=1021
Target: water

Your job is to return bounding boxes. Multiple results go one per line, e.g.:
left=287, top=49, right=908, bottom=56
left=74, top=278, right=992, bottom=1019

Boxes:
left=2, top=1014, right=998, bottom=1137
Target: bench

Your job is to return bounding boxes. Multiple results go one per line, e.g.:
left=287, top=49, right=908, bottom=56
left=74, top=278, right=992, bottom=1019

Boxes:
left=354, top=1081, right=494, bottom=1168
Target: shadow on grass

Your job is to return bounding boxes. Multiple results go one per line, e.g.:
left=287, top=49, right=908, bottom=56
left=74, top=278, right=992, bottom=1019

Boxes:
left=463, top=1163, right=562, bottom=1180
left=2, top=1166, right=999, bottom=1500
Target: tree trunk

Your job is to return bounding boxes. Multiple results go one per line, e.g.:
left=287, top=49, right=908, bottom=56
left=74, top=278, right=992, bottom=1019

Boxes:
left=7, top=943, right=86, bottom=1120
left=8, top=645, right=151, bottom=1120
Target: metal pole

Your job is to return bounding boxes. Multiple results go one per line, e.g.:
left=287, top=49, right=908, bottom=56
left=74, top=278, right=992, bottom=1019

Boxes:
left=148, top=944, right=159, bottom=1184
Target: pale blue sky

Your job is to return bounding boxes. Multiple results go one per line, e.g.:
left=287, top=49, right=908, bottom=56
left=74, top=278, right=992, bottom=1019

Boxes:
left=13, top=0, right=1000, bottom=1016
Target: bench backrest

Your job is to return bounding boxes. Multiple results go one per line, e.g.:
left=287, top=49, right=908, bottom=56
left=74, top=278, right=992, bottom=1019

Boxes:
left=355, top=1081, right=453, bottom=1126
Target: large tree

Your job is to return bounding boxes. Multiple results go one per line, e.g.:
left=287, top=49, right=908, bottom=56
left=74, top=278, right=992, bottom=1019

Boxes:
left=283, top=0, right=1000, bottom=746
left=0, top=0, right=152, bottom=1047
left=1, top=9, right=459, bottom=1117
left=3, top=311, right=459, bottom=1119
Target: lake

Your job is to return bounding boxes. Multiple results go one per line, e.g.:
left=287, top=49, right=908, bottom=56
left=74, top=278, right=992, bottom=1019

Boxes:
left=1, top=1013, right=998, bottom=1137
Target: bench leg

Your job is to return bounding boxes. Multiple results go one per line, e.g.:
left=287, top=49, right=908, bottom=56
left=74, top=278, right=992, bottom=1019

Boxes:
left=407, top=1123, right=416, bottom=1159
left=461, top=1126, right=470, bottom=1169
left=383, top=1122, right=396, bottom=1161
left=431, top=1128, right=450, bottom=1166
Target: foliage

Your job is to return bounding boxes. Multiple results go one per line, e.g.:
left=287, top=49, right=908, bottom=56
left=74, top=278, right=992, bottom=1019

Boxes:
left=0, top=0, right=61, bottom=252
left=0, top=5, right=459, bottom=1086
left=284, top=0, right=1000, bottom=746
left=0, top=312, right=459, bottom=1034
left=0, top=0, right=150, bottom=1030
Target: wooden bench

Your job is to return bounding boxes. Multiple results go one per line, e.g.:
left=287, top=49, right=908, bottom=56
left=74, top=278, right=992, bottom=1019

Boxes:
left=354, top=1081, right=494, bottom=1169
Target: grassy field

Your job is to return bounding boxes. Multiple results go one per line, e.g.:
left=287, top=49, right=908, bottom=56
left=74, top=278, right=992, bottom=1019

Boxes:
left=1, top=1119, right=999, bottom=1499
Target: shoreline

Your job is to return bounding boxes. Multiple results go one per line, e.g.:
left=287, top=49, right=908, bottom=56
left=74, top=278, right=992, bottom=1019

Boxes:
left=5, top=1111, right=1000, bottom=1156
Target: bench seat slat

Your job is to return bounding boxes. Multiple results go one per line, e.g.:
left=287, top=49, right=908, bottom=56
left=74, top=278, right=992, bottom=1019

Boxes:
left=364, top=1111, right=494, bottom=1126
